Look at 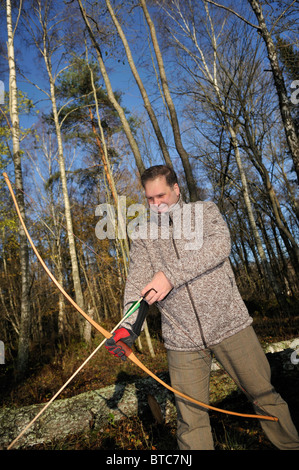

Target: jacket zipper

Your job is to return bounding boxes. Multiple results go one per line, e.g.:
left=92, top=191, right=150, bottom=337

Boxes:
left=171, top=235, right=208, bottom=349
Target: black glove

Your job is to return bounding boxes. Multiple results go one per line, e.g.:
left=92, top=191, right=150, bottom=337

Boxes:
left=105, top=327, right=138, bottom=361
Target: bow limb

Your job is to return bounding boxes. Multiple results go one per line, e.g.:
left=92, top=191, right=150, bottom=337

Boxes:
left=119, top=343, right=278, bottom=422
left=4, top=173, right=278, bottom=423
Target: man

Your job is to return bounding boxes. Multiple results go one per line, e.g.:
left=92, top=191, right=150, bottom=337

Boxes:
left=105, top=165, right=299, bottom=450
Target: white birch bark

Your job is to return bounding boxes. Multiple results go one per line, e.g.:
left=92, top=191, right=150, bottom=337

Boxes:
left=6, top=0, right=31, bottom=376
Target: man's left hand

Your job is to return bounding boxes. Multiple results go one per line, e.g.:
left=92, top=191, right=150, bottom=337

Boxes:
left=141, top=271, right=173, bottom=305
left=105, top=327, right=138, bottom=361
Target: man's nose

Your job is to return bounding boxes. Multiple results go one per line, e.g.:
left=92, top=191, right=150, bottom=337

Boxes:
left=153, top=197, right=161, bottom=205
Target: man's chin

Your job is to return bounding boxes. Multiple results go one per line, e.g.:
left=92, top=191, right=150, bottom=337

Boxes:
left=150, top=202, right=177, bottom=214
left=158, top=206, right=169, bottom=213
left=150, top=203, right=169, bottom=213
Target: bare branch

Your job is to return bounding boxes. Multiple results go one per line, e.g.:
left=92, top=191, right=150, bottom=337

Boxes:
left=13, top=0, right=23, bottom=38
left=270, top=0, right=298, bottom=33
left=204, top=0, right=261, bottom=30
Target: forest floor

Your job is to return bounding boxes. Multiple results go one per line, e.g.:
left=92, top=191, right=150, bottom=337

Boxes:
left=1, top=312, right=299, bottom=451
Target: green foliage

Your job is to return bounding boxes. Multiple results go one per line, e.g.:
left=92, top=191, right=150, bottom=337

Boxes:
left=47, top=56, right=123, bottom=139
left=56, top=57, right=102, bottom=101
left=276, top=35, right=299, bottom=83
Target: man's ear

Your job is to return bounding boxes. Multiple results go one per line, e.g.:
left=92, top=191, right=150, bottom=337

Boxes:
left=173, top=183, right=180, bottom=196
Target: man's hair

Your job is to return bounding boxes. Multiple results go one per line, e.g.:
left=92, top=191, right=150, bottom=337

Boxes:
left=141, top=165, right=178, bottom=188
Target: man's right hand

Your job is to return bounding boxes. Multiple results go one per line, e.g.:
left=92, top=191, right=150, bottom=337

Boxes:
left=141, top=271, right=173, bottom=305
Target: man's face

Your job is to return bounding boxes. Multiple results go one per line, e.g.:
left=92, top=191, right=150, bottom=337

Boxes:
left=144, top=176, right=180, bottom=213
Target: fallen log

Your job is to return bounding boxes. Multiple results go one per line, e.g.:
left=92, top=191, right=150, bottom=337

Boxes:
left=0, top=373, right=174, bottom=450
left=1, top=338, right=298, bottom=450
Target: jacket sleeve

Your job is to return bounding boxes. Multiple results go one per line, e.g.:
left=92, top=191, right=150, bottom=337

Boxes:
left=161, top=201, right=232, bottom=289
left=122, top=238, right=154, bottom=330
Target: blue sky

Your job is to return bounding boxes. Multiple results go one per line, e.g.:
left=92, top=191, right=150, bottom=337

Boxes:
left=2, top=7, right=173, bottom=170
left=1, top=0, right=207, bottom=189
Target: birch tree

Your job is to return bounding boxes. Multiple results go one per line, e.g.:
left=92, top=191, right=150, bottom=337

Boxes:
left=22, top=0, right=88, bottom=337
left=25, top=127, right=67, bottom=340
left=6, top=0, right=31, bottom=376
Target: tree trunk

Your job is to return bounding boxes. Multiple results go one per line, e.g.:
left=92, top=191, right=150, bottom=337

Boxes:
left=248, top=0, right=299, bottom=184
left=197, top=1, right=282, bottom=301
left=49, top=80, right=85, bottom=313
left=241, top=114, right=299, bottom=271
left=78, top=0, right=145, bottom=176
left=139, top=0, right=198, bottom=202
left=228, top=127, right=282, bottom=299
left=105, top=0, right=174, bottom=169
left=271, top=222, right=298, bottom=295
left=40, top=21, right=85, bottom=333
left=6, top=0, right=31, bottom=378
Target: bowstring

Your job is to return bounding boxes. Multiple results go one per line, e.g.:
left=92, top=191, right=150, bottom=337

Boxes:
left=9, top=181, right=273, bottom=418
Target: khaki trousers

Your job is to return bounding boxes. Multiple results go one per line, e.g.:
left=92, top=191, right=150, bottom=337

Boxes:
left=167, top=326, right=299, bottom=450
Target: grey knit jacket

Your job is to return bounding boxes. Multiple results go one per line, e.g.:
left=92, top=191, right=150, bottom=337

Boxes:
left=122, top=197, right=252, bottom=351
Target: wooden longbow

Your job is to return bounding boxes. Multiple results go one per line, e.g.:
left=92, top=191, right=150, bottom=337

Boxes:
left=4, top=171, right=278, bottom=447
